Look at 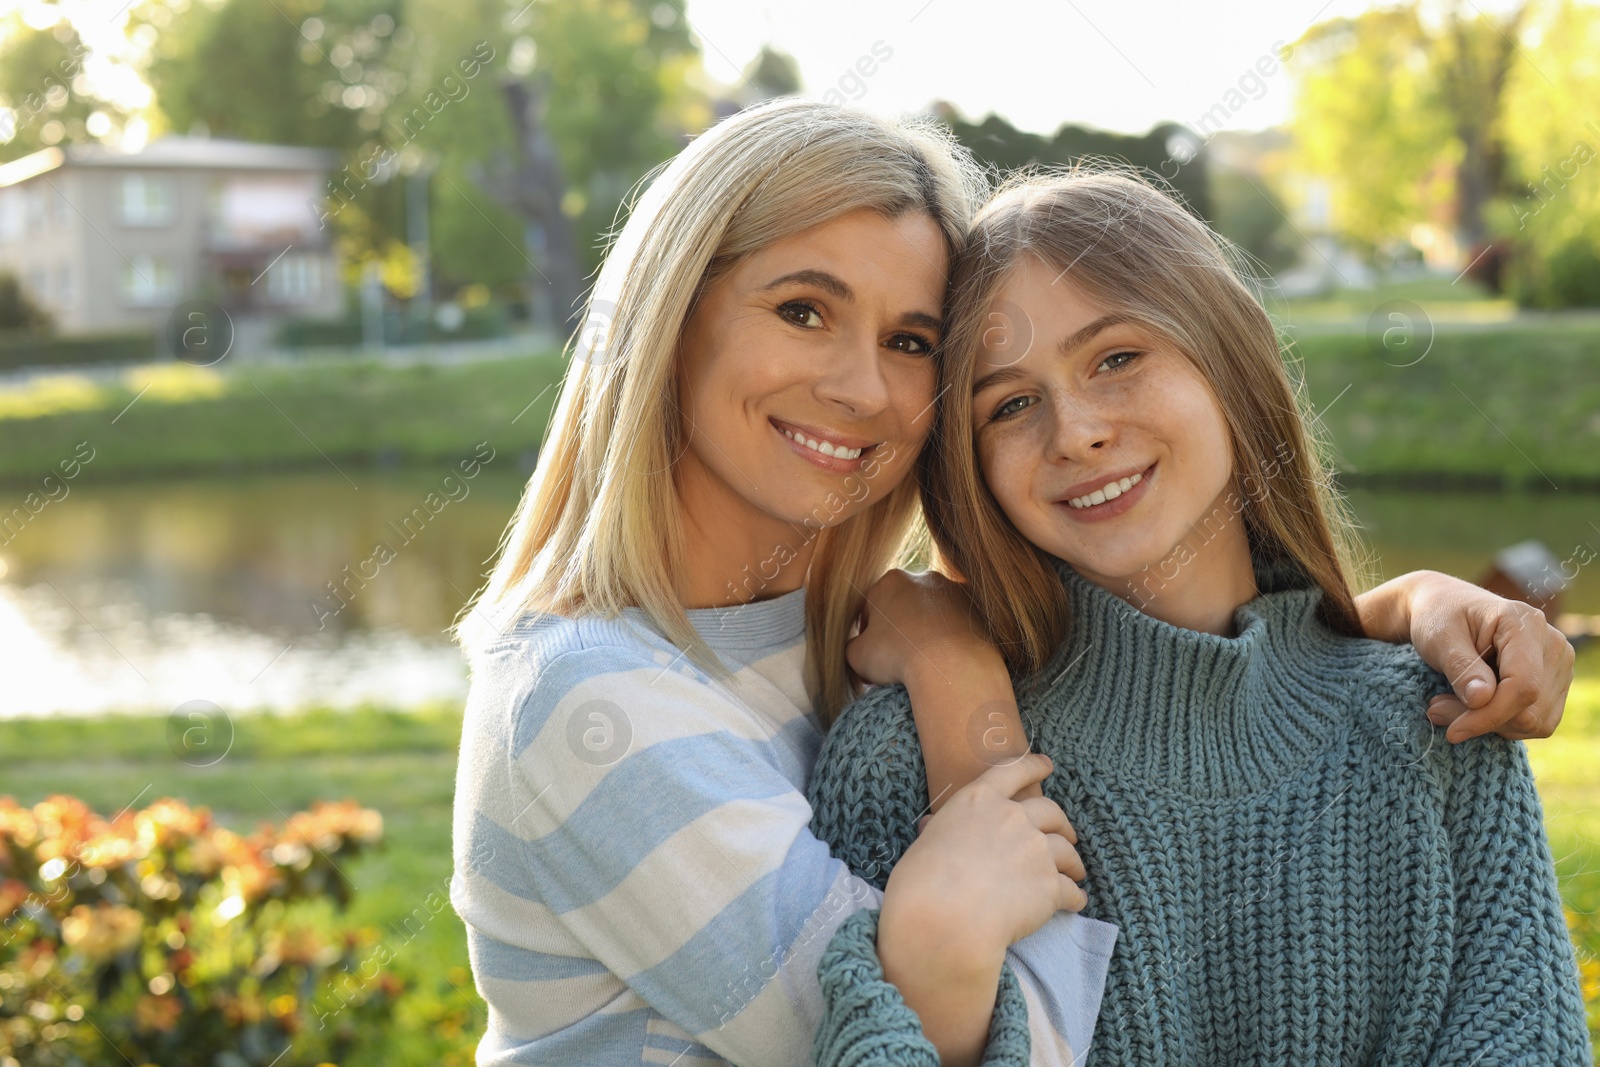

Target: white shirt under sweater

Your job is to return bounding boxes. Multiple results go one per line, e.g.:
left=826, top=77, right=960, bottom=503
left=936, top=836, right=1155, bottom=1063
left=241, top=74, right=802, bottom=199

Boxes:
left=449, top=584, right=1116, bottom=1066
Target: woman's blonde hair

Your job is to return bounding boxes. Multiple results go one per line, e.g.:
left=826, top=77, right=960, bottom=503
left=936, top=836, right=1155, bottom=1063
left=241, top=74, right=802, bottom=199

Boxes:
left=921, top=167, right=1371, bottom=682
left=461, top=98, right=985, bottom=723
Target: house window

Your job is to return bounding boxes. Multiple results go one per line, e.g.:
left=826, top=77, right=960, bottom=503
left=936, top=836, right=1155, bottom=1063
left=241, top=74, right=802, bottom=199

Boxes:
left=122, top=256, right=180, bottom=305
left=266, top=253, right=323, bottom=303
left=120, top=174, right=177, bottom=226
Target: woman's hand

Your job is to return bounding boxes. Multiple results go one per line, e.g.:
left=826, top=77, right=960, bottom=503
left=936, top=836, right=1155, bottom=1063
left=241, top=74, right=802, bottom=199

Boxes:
left=876, top=753, right=1085, bottom=1066
left=848, top=568, right=992, bottom=687
left=1355, top=570, right=1574, bottom=743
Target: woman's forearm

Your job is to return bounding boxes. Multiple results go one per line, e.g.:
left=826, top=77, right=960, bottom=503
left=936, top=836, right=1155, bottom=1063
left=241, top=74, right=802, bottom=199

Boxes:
left=877, top=882, right=1008, bottom=1066
left=904, top=641, right=1039, bottom=813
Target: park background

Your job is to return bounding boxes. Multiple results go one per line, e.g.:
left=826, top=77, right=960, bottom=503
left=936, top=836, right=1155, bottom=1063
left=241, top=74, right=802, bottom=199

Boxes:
left=0, top=0, right=1598, bottom=1062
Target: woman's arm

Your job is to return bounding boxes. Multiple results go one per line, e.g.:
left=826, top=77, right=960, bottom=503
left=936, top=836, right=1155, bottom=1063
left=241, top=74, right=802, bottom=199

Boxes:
left=1355, top=569, right=1573, bottom=742
left=848, top=569, right=1042, bottom=812
left=471, top=640, right=1064, bottom=1067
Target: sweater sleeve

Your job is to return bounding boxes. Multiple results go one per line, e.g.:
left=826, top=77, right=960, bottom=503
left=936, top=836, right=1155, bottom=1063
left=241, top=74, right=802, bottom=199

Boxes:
left=814, top=908, right=1031, bottom=1067
left=463, top=639, right=898, bottom=1067
left=1371, top=651, right=1593, bottom=1066
left=809, top=683, right=1119, bottom=1067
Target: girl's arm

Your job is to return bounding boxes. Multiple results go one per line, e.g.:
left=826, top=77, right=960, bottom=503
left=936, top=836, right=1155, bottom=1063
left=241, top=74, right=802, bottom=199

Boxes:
left=808, top=680, right=1118, bottom=1067
left=1365, top=650, right=1591, bottom=1063
left=1354, top=570, right=1572, bottom=742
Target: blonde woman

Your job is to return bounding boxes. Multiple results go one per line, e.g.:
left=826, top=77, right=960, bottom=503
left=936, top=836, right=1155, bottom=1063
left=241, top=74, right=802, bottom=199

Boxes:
left=449, top=101, right=1575, bottom=1067
left=807, top=170, right=1589, bottom=1063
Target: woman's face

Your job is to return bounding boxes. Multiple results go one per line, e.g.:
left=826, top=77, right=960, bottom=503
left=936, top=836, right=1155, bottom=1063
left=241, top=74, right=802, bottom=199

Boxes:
left=969, top=255, right=1239, bottom=590
left=677, top=208, right=948, bottom=531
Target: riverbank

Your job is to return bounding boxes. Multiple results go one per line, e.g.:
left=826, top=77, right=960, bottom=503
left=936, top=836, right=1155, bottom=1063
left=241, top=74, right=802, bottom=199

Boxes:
left=4, top=651, right=1599, bottom=1060
left=0, top=348, right=565, bottom=487
left=0, top=320, right=1591, bottom=487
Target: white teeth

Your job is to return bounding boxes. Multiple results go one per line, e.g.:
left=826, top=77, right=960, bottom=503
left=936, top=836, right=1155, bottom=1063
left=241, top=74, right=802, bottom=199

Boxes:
left=1066, top=471, right=1143, bottom=509
left=781, top=426, right=864, bottom=460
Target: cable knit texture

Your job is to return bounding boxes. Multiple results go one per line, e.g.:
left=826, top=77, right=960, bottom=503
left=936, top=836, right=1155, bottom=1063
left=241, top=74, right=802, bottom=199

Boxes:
left=808, top=556, right=1593, bottom=1066
left=815, top=908, right=1032, bottom=1067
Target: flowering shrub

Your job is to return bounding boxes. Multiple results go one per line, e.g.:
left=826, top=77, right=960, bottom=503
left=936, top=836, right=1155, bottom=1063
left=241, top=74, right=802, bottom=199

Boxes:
left=0, top=795, right=400, bottom=1066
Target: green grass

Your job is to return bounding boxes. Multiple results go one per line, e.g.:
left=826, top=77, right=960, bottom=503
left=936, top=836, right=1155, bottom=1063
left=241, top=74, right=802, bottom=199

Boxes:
left=0, top=350, right=564, bottom=487
left=5, top=655, right=1600, bottom=1062
left=1289, top=322, right=1600, bottom=488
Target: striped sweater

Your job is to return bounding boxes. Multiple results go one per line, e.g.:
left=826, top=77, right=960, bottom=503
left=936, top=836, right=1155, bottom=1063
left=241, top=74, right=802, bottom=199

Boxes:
left=449, top=585, right=1117, bottom=1066
left=807, top=557, right=1593, bottom=1065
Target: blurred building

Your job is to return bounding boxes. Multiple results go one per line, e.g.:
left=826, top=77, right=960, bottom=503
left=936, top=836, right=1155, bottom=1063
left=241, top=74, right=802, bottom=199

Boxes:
left=0, top=137, right=342, bottom=336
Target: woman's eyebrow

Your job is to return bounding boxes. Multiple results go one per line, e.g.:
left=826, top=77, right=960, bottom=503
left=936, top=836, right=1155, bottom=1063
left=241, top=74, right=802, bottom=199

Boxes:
left=759, top=269, right=853, bottom=301
left=760, top=269, right=940, bottom=334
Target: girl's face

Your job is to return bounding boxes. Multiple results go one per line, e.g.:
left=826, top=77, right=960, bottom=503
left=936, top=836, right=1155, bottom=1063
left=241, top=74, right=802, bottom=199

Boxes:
left=677, top=208, right=947, bottom=530
left=970, top=255, right=1242, bottom=592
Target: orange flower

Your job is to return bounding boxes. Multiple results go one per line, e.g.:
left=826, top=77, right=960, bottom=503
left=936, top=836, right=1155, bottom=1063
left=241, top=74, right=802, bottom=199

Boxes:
left=60, top=904, right=143, bottom=962
left=134, top=993, right=182, bottom=1033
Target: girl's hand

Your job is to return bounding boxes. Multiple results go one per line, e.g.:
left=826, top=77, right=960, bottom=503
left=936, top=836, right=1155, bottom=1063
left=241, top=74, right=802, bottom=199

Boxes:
left=848, top=568, right=992, bottom=686
left=876, top=753, right=1085, bottom=1066
left=1357, top=570, right=1573, bottom=742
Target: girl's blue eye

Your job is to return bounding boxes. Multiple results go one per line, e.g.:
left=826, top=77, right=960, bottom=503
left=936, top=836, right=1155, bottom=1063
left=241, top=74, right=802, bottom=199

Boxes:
left=778, top=301, right=823, bottom=328
left=992, top=395, right=1036, bottom=420
left=1097, top=350, right=1141, bottom=373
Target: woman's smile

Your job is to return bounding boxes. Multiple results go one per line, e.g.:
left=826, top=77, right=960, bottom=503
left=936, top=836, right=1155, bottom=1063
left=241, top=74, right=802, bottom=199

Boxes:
left=770, top=416, right=880, bottom=472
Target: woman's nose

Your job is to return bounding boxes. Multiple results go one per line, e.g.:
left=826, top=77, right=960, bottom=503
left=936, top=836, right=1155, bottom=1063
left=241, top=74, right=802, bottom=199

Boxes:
left=815, top=335, right=892, bottom=417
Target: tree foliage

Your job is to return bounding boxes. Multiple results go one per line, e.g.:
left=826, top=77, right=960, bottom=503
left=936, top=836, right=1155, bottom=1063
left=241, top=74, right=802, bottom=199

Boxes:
left=939, top=108, right=1213, bottom=221
left=0, top=16, right=106, bottom=163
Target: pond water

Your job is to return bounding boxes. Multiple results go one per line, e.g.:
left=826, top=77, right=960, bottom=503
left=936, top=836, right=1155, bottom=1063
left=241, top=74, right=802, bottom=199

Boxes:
left=0, top=469, right=1595, bottom=718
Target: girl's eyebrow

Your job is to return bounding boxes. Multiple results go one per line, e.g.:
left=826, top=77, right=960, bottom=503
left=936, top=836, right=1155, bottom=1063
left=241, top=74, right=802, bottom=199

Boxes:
left=972, top=365, right=1025, bottom=396
left=1056, top=313, right=1135, bottom=356
left=972, top=313, right=1137, bottom=396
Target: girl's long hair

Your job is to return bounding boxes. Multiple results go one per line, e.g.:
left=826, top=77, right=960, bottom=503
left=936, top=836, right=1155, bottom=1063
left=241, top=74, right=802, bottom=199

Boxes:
left=458, top=98, right=986, bottom=724
left=921, top=167, right=1371, bottom=683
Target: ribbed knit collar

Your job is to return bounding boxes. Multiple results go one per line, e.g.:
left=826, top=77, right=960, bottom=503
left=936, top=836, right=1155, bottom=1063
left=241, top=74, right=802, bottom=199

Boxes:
left=1025, top=555, right=1359, bottom=799
left=622, top=585, right=808, bottom=653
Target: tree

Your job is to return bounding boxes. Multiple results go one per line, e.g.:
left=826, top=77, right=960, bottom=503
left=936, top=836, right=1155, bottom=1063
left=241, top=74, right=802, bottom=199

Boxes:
left=1287, top=7, right=1454, bottom=255
left=1497, top=0, right=1600, bottom=306
left=140, top=0, right=404, bottom=150
left=0, top=16, right=109, bottom=163
left=1288, top=2, right=1531, bottom=259
left=0, top=271, right=53, bottom=334
left=937, top=107, right=1213, bottom=222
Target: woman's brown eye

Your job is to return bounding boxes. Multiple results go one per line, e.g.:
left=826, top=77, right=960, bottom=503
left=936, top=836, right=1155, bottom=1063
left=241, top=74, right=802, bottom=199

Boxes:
left=888, top=334, right=932, bottom=356
left=779, top=301, right=822, bottom=328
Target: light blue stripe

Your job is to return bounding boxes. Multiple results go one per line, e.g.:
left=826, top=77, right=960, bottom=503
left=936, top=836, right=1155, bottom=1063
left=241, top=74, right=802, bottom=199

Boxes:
left=465, top=810, right=548, bottom=904
left=467, top=926, right=608, bottom=983
left=642, top=1031, right=718, bottom=1057
left=527, top=730, right=802, bottom=914
left=625, top=830, right=843, bottom=1033
left=508, top=645, right=657, bottom=760
left=482, top=1006, right=654, bottom=1066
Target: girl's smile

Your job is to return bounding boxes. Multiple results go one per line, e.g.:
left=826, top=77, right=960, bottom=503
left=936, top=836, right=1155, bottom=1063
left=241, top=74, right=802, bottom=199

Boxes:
left=1054, top=462, right=1156, bottom=522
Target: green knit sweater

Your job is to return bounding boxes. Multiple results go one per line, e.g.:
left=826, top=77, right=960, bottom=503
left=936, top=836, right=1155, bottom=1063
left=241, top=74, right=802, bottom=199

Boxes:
left=808, top=557, right=1592, bottom=1065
